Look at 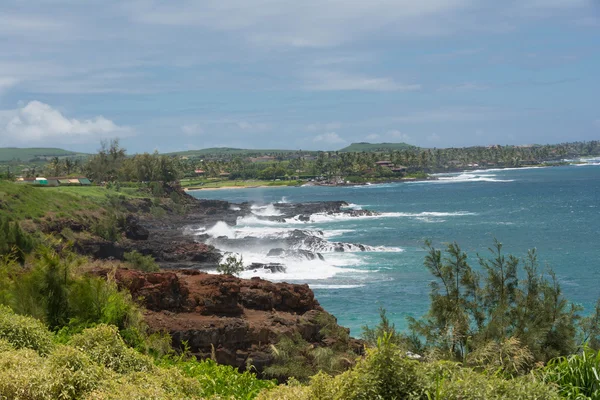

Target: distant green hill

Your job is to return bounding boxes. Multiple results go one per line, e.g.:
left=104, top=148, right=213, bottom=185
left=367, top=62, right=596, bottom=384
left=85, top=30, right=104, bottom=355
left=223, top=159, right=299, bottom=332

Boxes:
left=338, top=142, right=418, bottom=152
left=166, top=147, right=315, bottom=158
left=0, top=148, right=87, bottom=162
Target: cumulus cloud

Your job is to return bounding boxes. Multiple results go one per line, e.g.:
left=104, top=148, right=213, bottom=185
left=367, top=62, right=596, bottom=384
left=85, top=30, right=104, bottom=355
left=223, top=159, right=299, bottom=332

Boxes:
left=366, top=133, right=380, bottom=141
left=0, top=101, right=132, bottom=146
left=313, top=132, right=346, bottom=144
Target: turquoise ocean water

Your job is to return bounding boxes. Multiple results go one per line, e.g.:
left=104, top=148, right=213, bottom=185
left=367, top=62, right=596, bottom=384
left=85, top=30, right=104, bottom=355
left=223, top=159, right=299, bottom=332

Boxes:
left=190, top=163, right=600, bottom=335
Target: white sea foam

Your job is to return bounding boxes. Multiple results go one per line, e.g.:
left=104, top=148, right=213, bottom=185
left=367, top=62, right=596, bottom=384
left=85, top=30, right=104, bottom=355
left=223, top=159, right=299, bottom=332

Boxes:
left=284, top=211, right=476, bottom=224
left=231, top=250, right=365, bottom=281
left=250, top=203, right=283, bottom=216
left=421, top=173, right=514, bottom=184
left=205, top=221, right=236, bottom=238
left=309, top=284, right=366, bottom=289
left=464, top=166, right=545, bottom=173
left=341, top=203, right=363, bottom=210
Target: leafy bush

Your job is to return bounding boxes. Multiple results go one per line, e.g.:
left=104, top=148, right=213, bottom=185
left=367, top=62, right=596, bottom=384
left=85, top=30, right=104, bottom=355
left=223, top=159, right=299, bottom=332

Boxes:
left=258, top=333, right=559, bottom=400
left=159, top=357, right=277, bottom=399
left=123, top=250, right=159, bottom=272
left=48, top=345, right=110, bottom=399
left=542, top=346, right=600, bottom=399
left=0, top=215, right=35, bottom=263
left=68, top=324, right=155, bottom=374
left=217, top=253, right=245, bottom=276
left=0, top=305, right=54, bottom=355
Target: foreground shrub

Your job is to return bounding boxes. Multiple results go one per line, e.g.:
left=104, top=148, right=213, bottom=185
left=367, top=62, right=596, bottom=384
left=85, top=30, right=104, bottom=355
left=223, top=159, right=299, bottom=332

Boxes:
left=0, top=304, right=54, bottom=355
left=123, top=250, right=159, bottom=272
left=48, top=345, right=111, bottom=399
left=257, top=333, right=559, bottom=400
left=68, top=324, right=154, bottom=374
left=86, top=369, right=202, bottom=400
left=160, top=357, right=277, bottom=399
left=542, top=347, right=600, bottom=399
left=0, top=348, right=57, bottom=399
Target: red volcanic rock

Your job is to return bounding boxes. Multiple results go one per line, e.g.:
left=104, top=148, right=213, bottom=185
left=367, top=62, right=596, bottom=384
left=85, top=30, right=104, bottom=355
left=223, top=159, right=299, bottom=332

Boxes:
left=92, top=268, right=362, bottom=372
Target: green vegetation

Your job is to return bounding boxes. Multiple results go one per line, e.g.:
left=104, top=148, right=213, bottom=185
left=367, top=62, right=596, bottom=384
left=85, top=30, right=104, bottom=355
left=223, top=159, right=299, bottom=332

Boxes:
left=258, top=334, right=559, bottom=400
left=406, top=240, right=583, bottom=367
left=123, top=251, right=159, bottom=273
left=0, top=312, right=274, bottom=399
left=338, top=141, right=418, bottom=152
left=217, top=253, right=245, bottom=276
left=0, top=147, right=84, bottom=162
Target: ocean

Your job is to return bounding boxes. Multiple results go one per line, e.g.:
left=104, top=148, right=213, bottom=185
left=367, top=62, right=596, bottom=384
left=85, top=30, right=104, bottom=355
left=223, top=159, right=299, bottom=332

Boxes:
left=189, top=161, right=600, bottom=335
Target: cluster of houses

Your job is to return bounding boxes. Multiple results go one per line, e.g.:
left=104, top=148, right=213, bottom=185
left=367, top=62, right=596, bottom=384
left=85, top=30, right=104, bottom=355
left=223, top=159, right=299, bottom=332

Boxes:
left=16, top=177, right=92, bottom=186
left=375, top=161, right=407, bottom=173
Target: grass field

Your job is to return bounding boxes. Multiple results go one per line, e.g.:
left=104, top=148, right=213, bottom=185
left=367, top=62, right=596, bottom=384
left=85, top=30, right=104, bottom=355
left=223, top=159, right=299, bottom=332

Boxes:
left=0, top=182, right=146, bottom=220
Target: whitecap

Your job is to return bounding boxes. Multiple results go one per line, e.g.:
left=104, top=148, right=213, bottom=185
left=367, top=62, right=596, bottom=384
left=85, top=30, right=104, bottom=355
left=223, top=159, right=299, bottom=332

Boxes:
left=250, top=203, right=283, bottom=216
left=309, top=284, right=366, bottom=289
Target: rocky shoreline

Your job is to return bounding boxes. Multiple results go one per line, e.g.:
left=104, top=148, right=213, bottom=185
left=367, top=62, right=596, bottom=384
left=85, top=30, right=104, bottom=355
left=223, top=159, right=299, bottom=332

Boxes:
left=66, top=194, right=377, bottom=372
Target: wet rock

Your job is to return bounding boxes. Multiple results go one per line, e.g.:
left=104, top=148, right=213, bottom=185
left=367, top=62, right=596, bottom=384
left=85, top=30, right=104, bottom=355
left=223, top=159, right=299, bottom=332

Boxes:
left=248, top=263, right=287, bottom=273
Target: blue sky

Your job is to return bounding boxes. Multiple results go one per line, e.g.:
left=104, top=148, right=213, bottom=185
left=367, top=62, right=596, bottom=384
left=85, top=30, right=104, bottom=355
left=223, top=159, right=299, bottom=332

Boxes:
left=0, top=0, right=599, bottom=153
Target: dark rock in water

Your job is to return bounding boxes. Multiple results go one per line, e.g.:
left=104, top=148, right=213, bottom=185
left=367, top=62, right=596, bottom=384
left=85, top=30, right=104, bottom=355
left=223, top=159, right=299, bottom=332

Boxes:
left=248, top=263, right=286, bottom=273
left=267, top=248, right=285, bottom=257
left=267, top=248, right=325, bottom=261
left=297, top=215, right=311, bottom=222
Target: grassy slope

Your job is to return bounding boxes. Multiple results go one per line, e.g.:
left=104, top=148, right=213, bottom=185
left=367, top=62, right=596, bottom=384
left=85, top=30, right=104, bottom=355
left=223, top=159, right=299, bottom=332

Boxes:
left=0, top=181, right=144, bottom=220
left=338, top=142, right=418, bottom=152
left=0, top=148, right=89, bottom=162
left=166, top=147, right=317, bottom=158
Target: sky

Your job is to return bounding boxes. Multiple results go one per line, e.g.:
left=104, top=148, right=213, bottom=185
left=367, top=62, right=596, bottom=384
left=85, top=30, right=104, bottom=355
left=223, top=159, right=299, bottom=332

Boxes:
left=0, top=0, right=599, bottom=153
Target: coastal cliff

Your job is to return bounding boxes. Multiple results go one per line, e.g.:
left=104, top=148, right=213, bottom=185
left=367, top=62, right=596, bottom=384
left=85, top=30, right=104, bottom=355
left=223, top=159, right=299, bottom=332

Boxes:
left=91, top=267, right=363, bottom=372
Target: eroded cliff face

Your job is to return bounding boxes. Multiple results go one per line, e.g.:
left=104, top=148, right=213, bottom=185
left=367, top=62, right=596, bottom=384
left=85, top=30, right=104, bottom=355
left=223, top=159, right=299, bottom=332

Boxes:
left=91, top=268, right=363, bottom=372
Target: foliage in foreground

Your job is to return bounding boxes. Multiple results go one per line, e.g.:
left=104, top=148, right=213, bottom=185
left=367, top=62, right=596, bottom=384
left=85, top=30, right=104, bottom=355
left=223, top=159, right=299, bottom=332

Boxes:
left=407, top=239, right=587, bottom=369
left=258, top=334, right=559, bottom=400
left=0, top=307, right=274, bottom=399
left=542, top=346, right=600, bottom=399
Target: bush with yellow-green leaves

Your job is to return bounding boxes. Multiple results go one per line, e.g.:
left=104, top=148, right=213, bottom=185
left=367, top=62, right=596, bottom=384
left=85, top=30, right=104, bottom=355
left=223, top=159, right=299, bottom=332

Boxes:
left=0, top=306, right=274, bottom=400
left=257, top=333, right=560, bottom=400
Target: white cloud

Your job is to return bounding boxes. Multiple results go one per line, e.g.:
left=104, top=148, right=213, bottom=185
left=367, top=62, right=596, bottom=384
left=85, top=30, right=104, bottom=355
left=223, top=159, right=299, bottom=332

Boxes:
left=594, top=119, right=600, bottom=128
left=305, top=70, right=421, bottom=92
left=181, top=124, right=204, bottom=135
left=0, top=101, right=132, bottom=146
left=313, top=132, right=346, bottom=144
left=366, top=133, right=380, bottom=141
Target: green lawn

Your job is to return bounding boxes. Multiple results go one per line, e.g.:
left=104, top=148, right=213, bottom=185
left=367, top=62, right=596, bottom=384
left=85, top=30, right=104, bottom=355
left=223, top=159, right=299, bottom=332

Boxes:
left=0, top=182, right=150, bottom=220
left=0, top=181, right=102, bottom=220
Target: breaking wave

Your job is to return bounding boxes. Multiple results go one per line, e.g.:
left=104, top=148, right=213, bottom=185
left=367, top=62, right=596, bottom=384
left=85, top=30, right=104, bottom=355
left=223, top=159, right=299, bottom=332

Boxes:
left=424, top=173, right=515, bottom=183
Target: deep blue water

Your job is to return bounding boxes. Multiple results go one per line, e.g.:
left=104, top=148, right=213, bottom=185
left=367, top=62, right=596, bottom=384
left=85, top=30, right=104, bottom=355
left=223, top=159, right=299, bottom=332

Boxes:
left=189, top=165, right=600, bottom=335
